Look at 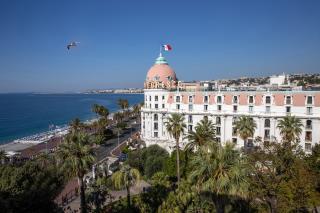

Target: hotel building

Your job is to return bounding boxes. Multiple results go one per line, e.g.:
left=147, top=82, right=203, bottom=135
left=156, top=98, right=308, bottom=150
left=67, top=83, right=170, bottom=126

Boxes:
left=141, top=55, right=320, bottom=153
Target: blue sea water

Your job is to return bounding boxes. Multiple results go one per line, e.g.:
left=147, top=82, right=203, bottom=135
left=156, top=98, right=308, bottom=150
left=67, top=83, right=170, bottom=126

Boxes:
left=0, top=93, right=143, bottom=144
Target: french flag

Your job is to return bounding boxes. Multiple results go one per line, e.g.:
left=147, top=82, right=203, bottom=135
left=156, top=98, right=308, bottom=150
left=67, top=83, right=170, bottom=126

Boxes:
left=162, top=44, right=172, bottom=51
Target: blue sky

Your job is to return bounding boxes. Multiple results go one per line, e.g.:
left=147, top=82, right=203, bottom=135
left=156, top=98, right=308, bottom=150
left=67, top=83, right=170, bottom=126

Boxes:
left=0, top=0, right=320, bottom=93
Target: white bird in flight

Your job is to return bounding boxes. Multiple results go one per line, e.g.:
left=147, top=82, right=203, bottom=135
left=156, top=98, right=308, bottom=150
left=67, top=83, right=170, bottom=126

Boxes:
left=67, top=41, right=80, bottom=50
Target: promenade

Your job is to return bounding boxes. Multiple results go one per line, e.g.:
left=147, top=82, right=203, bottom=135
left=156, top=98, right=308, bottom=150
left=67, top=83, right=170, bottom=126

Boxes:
left=56, top=121, right=148, bottom=212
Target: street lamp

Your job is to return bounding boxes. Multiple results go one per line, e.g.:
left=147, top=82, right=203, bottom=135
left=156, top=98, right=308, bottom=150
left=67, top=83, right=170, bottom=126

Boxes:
left=117, top=129, right=120, bottom=146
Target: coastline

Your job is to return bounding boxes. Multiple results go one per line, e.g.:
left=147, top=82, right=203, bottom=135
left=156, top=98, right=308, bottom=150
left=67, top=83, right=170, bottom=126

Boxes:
left=0, top=108, right=130, bottom=154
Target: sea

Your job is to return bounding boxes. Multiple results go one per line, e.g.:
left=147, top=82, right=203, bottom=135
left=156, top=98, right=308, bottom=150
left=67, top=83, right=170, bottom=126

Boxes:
left=0, top=93, right=143, bottom=145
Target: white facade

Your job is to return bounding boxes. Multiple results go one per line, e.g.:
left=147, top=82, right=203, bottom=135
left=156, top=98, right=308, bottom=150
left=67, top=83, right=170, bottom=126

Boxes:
left=269, top=74, right=287, bottom=86
left=141, top=56, right=320, bottom=153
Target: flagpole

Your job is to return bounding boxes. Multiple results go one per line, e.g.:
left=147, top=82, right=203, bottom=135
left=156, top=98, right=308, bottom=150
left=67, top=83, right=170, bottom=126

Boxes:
left=159, top=44, right=162, bottom=57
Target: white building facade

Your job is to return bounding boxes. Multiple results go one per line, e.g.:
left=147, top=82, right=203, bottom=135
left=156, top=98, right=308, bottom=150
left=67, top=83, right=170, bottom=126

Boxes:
left=141, top=55, right=320, bottom=153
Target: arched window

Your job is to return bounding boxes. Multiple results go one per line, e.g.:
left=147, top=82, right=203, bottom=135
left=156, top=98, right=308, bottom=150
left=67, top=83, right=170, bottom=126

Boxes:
left=306, top=120, right=312, bottom=129
left=264, top=119, right=270, bottom=128
left=216, top=116, right=221, bottom=125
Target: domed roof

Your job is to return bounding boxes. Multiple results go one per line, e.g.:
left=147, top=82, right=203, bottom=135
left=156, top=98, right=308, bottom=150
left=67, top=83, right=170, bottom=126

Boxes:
left=146, top=55, right=177, bottom=83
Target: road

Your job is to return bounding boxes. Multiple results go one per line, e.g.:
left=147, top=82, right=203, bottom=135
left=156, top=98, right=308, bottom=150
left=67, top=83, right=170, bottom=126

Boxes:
left=56, top=121, right=141, bottom=209
left=94, top=122, right=141, bottom=161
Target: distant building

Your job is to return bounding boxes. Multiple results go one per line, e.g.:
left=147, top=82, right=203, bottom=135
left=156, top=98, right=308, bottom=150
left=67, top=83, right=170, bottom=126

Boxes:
left=269, top=73, right=289, bottom=86
left=141, top=54, right=320, bottom=153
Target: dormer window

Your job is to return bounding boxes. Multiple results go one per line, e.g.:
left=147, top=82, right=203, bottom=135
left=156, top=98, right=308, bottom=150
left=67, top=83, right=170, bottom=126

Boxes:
left=154, top=75, right=160, bottom=81
left=167, top=76, right=172, bottom=81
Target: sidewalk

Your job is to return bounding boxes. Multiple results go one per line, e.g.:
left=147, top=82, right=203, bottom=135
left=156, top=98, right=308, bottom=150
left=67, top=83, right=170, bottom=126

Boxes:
left=57, top=129, right=145, bottom=212
left=65, top=180, right=150, bottom=212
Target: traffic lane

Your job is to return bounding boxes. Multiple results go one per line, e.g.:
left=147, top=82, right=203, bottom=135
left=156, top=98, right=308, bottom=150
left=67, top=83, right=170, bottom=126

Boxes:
left=94, top=124, right=141, bottom=161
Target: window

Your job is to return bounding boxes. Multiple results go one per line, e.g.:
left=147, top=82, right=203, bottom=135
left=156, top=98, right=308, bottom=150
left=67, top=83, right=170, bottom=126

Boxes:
left=307, top=96, right=313, bottom=105
left=204, top=96, right=208, bottom=103
left=305, top=143, right=312, bottom=152
left=266, top=106, right=271, bottom=113
left=162, top=104, right=165, bottom=108
left=264, top=129, right=270, bottom=140
left=266, top=96, right=271, bottom=104
left=247, top=139, right=253, bottom=147
left=176, top=96, right=181, bottom=103
left=176, top=104, right=180, bottom=110
left=286, top=106, right=291, bottom=113
left=216, top=127, right=221, bottom=136
left=249, top=106, right=253, bottom=113
left=306, top=120, right=312, bottom=129
left=149, top=104, right=151, bottom=108
left=154, top=123, right=158, bottom=130
left=204, top=105, right=208, bottom=111
left=155, top=104, right=158, bottom=109
left=305, top=131, right=312, bottom=141
left=218, top=105, right=222, bottom=111
left=149, top=96, right=151, bottom=101
left=162, top=95, right=165, bottom=100
left=249, top=96, right=254, bottom=104
left=154, top=114, right=158, bottom=120
left=307, top=107, right=312, bottom=115
left=154, top=132, right=158, bottom=138
left=233, top=96, right=238, bottom=104
left=216, top=117, right=221, bottom=125
left=155, top=96, right=158, bottom=101
left=217, top=96, right=222, bottom=103
left=188, top=115, right=193, bottom=123
left=188, top=104, right=193, bottom=111
left=188, top=125, right=193, bottom=132
left=286, top=96, right=291, bottom=105
left=232, top=138, right=237, bottom=144
left=264, top=119, right=270, bottom=128
left=189, top=96, right=193, bottom=103
left=232, top=117, right=238, bottom=125
left=232, top=127, right=237, bottom=136
left=233, top=105, right=238, bottom=112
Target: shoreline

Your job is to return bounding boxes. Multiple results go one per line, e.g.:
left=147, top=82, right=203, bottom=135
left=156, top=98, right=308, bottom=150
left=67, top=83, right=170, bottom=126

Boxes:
left=0, top=108, right=134, bottom=154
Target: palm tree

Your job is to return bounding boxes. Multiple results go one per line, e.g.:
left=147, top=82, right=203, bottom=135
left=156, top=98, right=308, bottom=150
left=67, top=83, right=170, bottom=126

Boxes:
left=132, top=104, right=141, bottom=119
left=185, top=116, right=216, bottom=152
left=117, top=99, right=129, bottom=111
left=277, top=115, right=303, bottom=143
left=57, top=132, right=95, bottom=213
left=113, top=111, right=124, bottom=124
left=69, top=118, right=84, bottom=133
left=190, top=142, right=249, bottom=213
left=112, top=165, right=141, bottom=208
left=92, top=104, right=100, bottom=115
left=165, top=113, right=186, bottom=185
left=92, top=104, right=109, bottom=119
left=0, top=150, right=6, bottom=164
left=234, top=116, right=257, bottom=148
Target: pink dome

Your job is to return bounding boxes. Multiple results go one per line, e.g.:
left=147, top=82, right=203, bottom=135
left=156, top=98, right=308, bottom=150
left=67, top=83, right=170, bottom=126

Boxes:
left=146, top=64, right=177, bottom=83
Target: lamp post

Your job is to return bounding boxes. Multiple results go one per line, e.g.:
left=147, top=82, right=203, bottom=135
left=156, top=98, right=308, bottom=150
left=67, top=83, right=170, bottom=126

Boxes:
left=117, top=129, right=120, bottom=146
